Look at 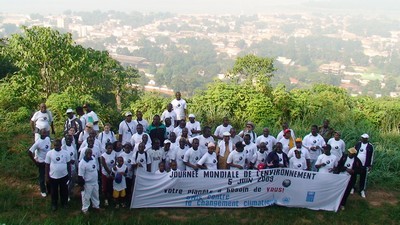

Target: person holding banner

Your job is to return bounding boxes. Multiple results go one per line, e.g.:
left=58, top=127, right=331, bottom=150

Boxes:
left=315, top=144, right=337, bottom=173
left=197, top=142, right=218, bottom=170
left=133, top=143, right=151, bottom=174
left=354, top=133, right=374, bottom=198
left=251, top=142, right=268, bottom=169
left=335, top=147, right=362, bottom=210
left=175, top=137, right=188, bottom=171
left=266, top=142, right=289, bottom=168
left=183, top=138, right=202, bottom=171
left=227, top=142, right=248, bottom=170
left=289, top=150, right=307, bottom=170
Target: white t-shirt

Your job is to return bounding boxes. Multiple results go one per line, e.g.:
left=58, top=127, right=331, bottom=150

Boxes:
left=161, top=110, right=177, bottom=126
left=278, top=137, right=292, bottom=155
left=130, top=133, right=144, bottom=147
left=101, top=151, right=116, bottom=176
left=303, top=133, right=326, bottom=160
left=97, top=131, right=116, bottom=152
left=155, top=170, right=167, bottom=174
left=289, top=157, right=307, bottom=170
left=186, top=121, right=201, bottom=137
left=238, top=130, right=257, bottom=143
left=328, top=138, right=346, bottom=159
left=165, top=125, right=175, bottom=139
left=112, top=164, right=127, bottom=191
left=358, top=143, right=368, bottom=166
left=227, top=150, right=246, bottom=170
left=120, top=151, right=134, bottom=178
left=78, top=156, right=99, bottom=184
left=86, top=111, right=99, bottom=131
left=119, top=120, right=137, bottom=145
left=63, top=144, right=77, bottom=170
left=29, top=137, right=51, bottom=163
left=31, top=110, right=53, bottom=131
left=197, top=152, right=218, bottom=170
left=244, top=142, right=257, bottom=163
left=252, top=151, right=268, bottom=168
left=276, top=129, right=295, bottom=142
left=79, top=146, right=101, bottom=162
left=255, top=135, right=277, bottom=154
left=287, top=147, right=311, bottom=160
left=135, top=119, right=149, bottom=132
left=183, top=148, right=202, bottom=171
left=173, top=126, right=192, bottom=138
left=175, top=146, right=188, bottom=171
left=133, top=151, right=151, bottom=174
left=147, top=148, right=166, bottom=173
left=171, top=98, right=187, bottom=120
left=45, top=149, right=71, bottom=179
left=164, top=147, right=177, bottom=170
left=197, top=135, right=215, bottom=155
left=316, top=154, right=337, bottom=173
left=214, top=124, right=232, bottom=141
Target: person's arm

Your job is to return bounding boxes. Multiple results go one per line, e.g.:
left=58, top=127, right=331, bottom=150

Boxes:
left=28, top=150, right=38, bottom=166
left=30, top=120, right=36, bottom=134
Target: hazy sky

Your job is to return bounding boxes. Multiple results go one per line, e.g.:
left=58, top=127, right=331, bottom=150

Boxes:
left=0, top=0, right=399, bottom=15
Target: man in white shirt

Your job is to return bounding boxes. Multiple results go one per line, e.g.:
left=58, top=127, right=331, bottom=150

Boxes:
left=197, top=142, right=218, bottom=170
left=171, top=91, right=187, bottom=125
left=354, top=133, right=374, bottom=198
left=243, top=134, right=257, bottom=169
left=315, top=144, right=337, bottom=173
left=238, top=121, right=257, bottom=144
left=276, top=122, right=295, bottom=142
left=288, top=138, right=311, bottom=170
left=227, top=142, right=247, bottom=170
left=303, top=125, right=326, bottom=171
left=186, top=114, right=201, bottom=137
left=327, top=131, right=346, bottom=160
left=197, top=126, right=214, bottom=155
left=255, top=127, right=276, bottom=154
left=119, top=112, right=136, bottom=145
left=213, top=117, right=232, bottom=143
left=134, top=110, right=149, bottom=132
left=30, top=103, right=55, bottom=141
left=147, top=139, right=166, bottom=173
left=28, top=129, right=51, bottom=197
left=183, top=138, right=202, bottom=171
left=161, top=103, right=177, bottom=126
left=83, top=104, right=99, bottom=132
left=45, top=139, right=71, bottom=211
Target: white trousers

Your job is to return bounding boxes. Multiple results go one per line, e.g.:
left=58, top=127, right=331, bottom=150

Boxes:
left=81, top=183, right=100, bottom=212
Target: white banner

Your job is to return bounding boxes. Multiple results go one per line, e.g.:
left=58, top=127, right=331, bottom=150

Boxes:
left=131, top=169, right=350, bottom=212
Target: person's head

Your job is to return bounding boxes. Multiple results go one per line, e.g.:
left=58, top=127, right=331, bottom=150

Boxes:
left=65, top=135, right=73, bottom=146
left=179, top=137, right=186, bottom=148
left=182, top=127, right=189, bottom=137
left=152, top=115, right=161, bottom=126
left=323, top=144, right=332, bottom=155
left=76, top=106, right=84, bottom=116
left=275, top=142, right=283, bottom=153
left=116, top=156, right=124, bottom=166
left=152, top=138, right=160, bottom=150
left=170, top=161, right=178, bottom=171
left=136, top=110, right=143, bottom=120
left=142, top=133, right=149, bottom=143
left=294, top=150, right=301, bottom=159
left=167, top=103, right=173, bottom=112
left=284, top=129, right=291, bottom=139
left=103, top=123, right=111, bottom=133
left=39, top=103, right=47, bottom=113
left=169, top=132, right=177, bottom=142
left=89, top=130, right=97, bottom=138
left=164, top=140, right=171, bottom=151
left=295, top=138, right=302, bottom=148
left=323, top=119, right=330, bottom=128
left=66, top=108, right=74, bottom=119
left=229, top=127, right=236, bottom=137
left=179, top=120, right=186, bottom=128
left=87, top=136, right=95, bottom=148
left=188, top=114, right=195, bottom=123
left=347, top=147, right=357, bottom=159
left=311, top=125, right=318, bottom=136
left=85, top=148, right=93, bottom=159
left=124, top=143, right=133, bottom=153
left=83, top=103, right=91, bottom=112
left=165, top=117, right=172, bottom=127
left=192, top=138, right=199, bottom=150
left=39, top=129, right=48, bottom=139
left=207, top=142, right=216, bottom=154
left=246, top=122, right=254, bottom=131
left=263, top=128, right=270, bottom=137
left=85, top=122, right=93, bottom=131
left=136, top=124, right=143, bottom=134
left=235, top=141, right=244, bottom=152
left=282, top=122, right=289, bottom=130
left=334, top=131, right=341, bottom=140
left=125, top=112, right=133, bottom=122
left=203, top=126, right=211, bottom=138
left=158, top=161, right=166, bottom=172
left=244, top=134, right=251, bottom=145
left=361, top=133, right=369, bottom=144
left=259, top=142, right=267, bottom=153
left=68, top=127, right=76, bottom=136
left=175, top=91, right=181, bottom=100
left=53, top=139, right=62, bottom=151
left=223, top=117, right=229, bottom=126
left=113, top=141, right=122, bottom=152
left=138, top=142, right=145, bottom=153
left=105, top=142, right=113, bottom=154
left=223, top=131, right=230, bottom=143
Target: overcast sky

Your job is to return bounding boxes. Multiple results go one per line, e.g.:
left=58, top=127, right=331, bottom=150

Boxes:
left=0, top=0, right=399, bottom=15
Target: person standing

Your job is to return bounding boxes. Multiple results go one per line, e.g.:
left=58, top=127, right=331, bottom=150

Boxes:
left=186, top=114, right=201, bottom=137
left=28, top=129, right=51, bottom=197
left=30, top=103, right=55, bottom=141
left=197, top=142, right=218, bottom=170
left=216, top=132, right=233, bottom=169
left=319, top=119, right=335, bottom=143
left=255, top=127, right=276, bottom=154
left=83, top=104, right=99, bottom=133
left=45, top=139, right=71, bottom=211
left=303, top=125, right=326, bottom=171
left=238, top=121, right=257, bottom=144
left=161, top=103, right=177, bottom=127
left=147, top=115, right=167, bottom=147
left=134, top=110, right=149, bottom=131
left=327, top=131, right=346, bottom=159
left=171, top=91, right=187, bottom=126
left=354, top=133, right=374, bottom=198
left=315, top=144, right=337, bottom=173
left=266, top=142, right=289, bottom=168
left=119, top=112, right=136, bottom=145
left=213, top=117, right=233, bottom=143
left=63, top=108, right=82, bottom=141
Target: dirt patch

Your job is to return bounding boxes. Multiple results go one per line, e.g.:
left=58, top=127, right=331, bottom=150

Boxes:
left=169, top=215, right=189, bottom=222
left=366, top=190, right=398, bottom=207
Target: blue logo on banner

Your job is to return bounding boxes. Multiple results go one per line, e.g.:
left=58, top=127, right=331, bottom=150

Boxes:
left=282, top=197, right=290, bottom=204
left=306, top=191, right=315, bottom=202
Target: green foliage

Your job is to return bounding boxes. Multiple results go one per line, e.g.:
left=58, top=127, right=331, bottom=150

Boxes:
left=129, top=92, right=171, bottom=122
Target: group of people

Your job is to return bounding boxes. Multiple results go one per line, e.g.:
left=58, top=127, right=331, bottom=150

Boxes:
left=28, top=92, right=374, bottom=213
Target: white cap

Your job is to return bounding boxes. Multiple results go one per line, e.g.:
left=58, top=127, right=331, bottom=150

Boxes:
left=66, top=108, right=73, bottom=114
left=164, top=140, right=171, bottom=144
left=223, top=131, right=231, bottom=136
left=125, top=112, right=132, bottom=116
left=189, top=114, right=195, bottom=118
left=361, top=133, right=369, bottom=138
left=208, top=142, right=215, bottom=148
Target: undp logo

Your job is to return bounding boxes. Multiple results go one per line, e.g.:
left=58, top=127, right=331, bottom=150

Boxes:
left=279, top=158, right=282, bottom=162
left=45, top=145, right=49, bottom=149
left=266, top=142, right=269, bottom=145
left=282, top=179, right=291, bottom=187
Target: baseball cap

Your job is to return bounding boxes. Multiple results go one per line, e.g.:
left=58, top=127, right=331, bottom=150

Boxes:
left=295, top=137, right=302, bottom=142
left=125, top=111, right=132, bottom=116
left=284, top=129, right=291, bottom=134
left=189, top=114, right=195, bottom=118
left=208, top=142, right=215, bottom=148
left=66, top=108, right=74, bottom=114
left=86, top=122, right=93, bottom=128
left=164, top=140, right=171, bottom=145
left=223, top=131, right=231, bottom=136
left=361, top=133, right=369, bottom=138
left=348, top=147, right=357, bottom=154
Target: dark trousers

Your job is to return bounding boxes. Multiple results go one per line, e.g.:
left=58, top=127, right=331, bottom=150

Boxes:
left=341, top=174, right=356, bottom=206
left=38, top=163, right=50, bottom=194
left=50, top=175, right=69, bottom=207
left=359, top=167, right=367, bottom=191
